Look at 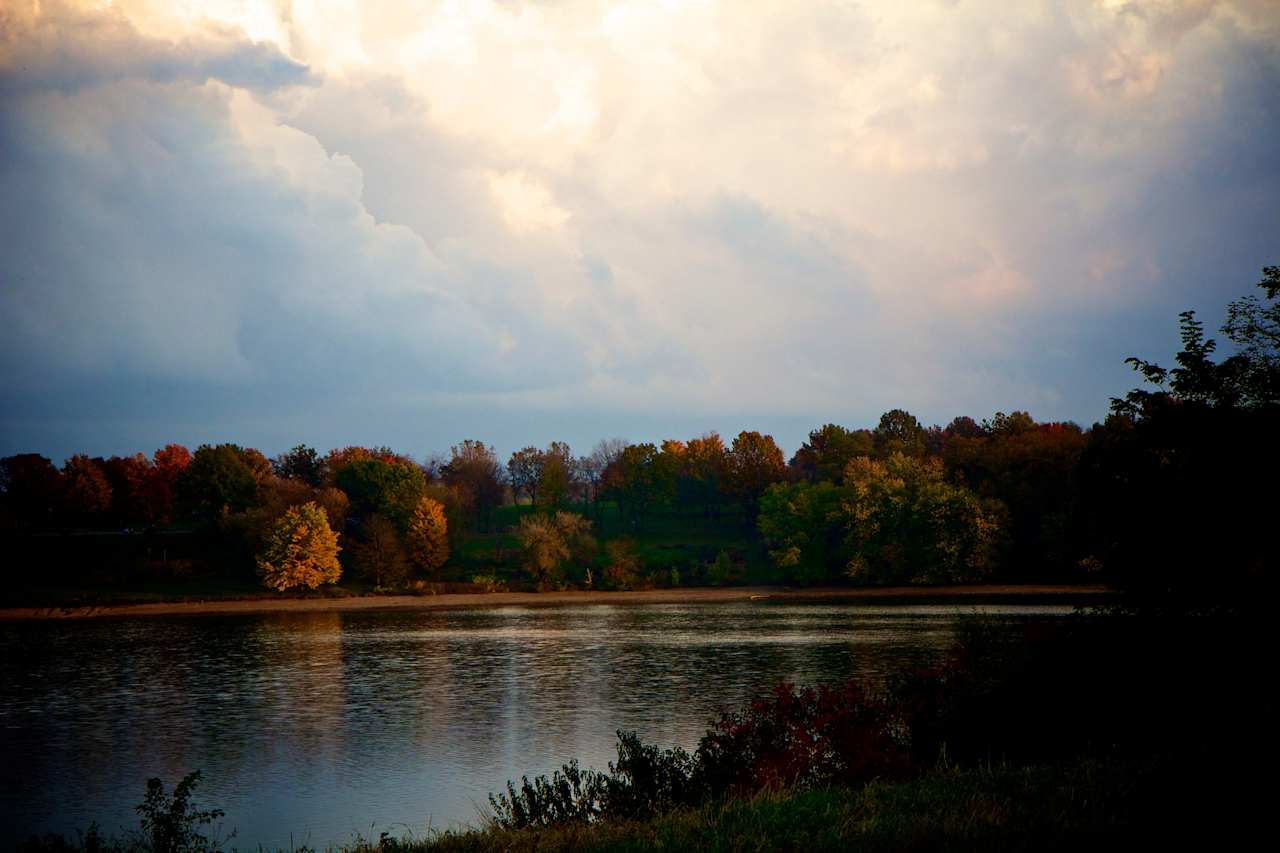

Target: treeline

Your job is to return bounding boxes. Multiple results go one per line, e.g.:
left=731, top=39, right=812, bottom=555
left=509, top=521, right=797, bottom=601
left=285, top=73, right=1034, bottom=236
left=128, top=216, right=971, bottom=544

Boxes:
left=2, top=264, right=1276, bottom=599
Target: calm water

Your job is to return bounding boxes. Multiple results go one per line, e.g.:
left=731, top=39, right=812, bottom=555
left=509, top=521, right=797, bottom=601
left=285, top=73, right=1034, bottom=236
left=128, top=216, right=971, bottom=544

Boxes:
left=0, top=602, right=1071, bottom=848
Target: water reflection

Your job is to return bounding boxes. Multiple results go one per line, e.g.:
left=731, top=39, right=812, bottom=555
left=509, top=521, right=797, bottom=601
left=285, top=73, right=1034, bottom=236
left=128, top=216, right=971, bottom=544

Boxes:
left=0, top=602, right=1070, bottom=848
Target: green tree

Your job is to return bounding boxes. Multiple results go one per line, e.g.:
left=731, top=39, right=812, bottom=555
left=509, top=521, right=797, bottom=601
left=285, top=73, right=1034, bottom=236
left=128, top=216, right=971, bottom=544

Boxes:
left=842, top=454, right=1005, bottom=585
left=256, top=501, right=342, bottom=591
left=873, top=409, right=927, bottom=457
left=333, top=457, right=427, bottom=529
left=176, top=444, right=265, bottom=522
left=758, top=480, right=844, bottom=585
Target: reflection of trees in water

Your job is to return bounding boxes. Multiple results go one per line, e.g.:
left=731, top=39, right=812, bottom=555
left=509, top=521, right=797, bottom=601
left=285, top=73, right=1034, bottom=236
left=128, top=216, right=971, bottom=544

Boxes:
left=2, top=604, right=1057, bottom=845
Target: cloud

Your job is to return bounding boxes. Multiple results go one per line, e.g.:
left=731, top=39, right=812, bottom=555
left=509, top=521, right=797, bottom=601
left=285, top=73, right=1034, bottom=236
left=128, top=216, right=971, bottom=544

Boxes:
left=1, top=0, right=1278, bottom=461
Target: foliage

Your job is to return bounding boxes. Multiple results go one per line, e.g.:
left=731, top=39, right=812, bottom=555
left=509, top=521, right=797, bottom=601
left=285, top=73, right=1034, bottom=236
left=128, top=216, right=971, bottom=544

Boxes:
left=727, top=431, right=786, bottom=520
left=441, top=440, right=504, bottom=532
left=176, top=444, right=266, bottom=522
left=695, top=682, right=911, bottom=795
left=706, top=549, right=733, bottom=586
left=506, top=447, right=541, bottom=506
left=788, top=424, right=873, bottom=483
left=538, top=442, right=574, bottom=509
left=334, top=458, right=427, bottom=530
left=273, top=445, right=325, bottom=487
left=471, top=573, right=508, bottom=593
left=1113, top=265, right=1280, bottom=416
left=516, top=511, right=594, bottom=589
left=353, top=514, right=411, bottom=588
left=136, top=771, right=226, bottom=853
left=406, top=497, right=450, bottom=574
left=1, top=453, right=63, bottom=526
left=873, top=409, right=927, bottom=458
left=757, top=481, right=843, bottom=585
left=602, top=443, right=659, bottom=531
left=842, top=454, right=1005, bottom=585
left=255, top=502, right=342, bottom=591
left=61, top=455, right=112, bottom=519
left=601, top=539, right=643, bottom=590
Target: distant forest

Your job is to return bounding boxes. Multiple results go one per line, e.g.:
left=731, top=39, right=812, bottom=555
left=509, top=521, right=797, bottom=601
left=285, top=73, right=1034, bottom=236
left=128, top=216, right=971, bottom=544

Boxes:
left=3, top=265, right=1276, bottom=603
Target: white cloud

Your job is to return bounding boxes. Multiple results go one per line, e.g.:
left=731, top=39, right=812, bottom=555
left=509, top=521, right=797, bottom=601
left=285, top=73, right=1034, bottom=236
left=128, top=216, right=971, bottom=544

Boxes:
left=1, top=0, right=1278, bottom=458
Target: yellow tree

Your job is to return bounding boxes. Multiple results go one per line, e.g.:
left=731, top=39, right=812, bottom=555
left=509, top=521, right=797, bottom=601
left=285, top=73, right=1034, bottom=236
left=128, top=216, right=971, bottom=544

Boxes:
left=407, top=496, right=450, bottom=574
left=256, top=501, right=341, bottom=591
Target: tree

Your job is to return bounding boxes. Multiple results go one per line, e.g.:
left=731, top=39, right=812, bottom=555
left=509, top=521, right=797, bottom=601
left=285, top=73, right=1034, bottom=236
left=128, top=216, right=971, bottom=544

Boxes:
left=441, top=440, right=504, bottom=532
left=176, top=444, right=265, bottom=522
left=841, top=454, right=1005, bottom=585
left=61, top=454, right=112, bottom=521
left=507, top=446, right=542, bottom=506
left=353, top=514, right=410, bottom=588
left=517, top=511, right=594, bottom=589
left=407, top=496, right=450, bottom=574
left=604, top=443, right=659, bottom=531
left=273, top=445, right=325, bottom=486
left=101, top=453, right=153, bottom=525
left=0, top=454, right=63, bottom=528
left=727, top=431, right=786, bottom=521
left=758, top=480, right=843, bottom=585
left=539, top=441, right=574, bottom=509
left=788, top=424, right=873, bottom=483
left=256, top=501, right=342, bottom=591
left=873, top=409, right=927, bottom=457
left=683, top=432, right=730, bottom=519
left=147, top=444, right=191, bottom=523
left=333, top=457, right=427, bottom=529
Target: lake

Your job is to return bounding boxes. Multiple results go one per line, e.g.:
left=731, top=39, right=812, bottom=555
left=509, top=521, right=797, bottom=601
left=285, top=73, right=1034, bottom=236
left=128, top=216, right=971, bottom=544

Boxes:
left=0, top=601, right=1073, bottom=848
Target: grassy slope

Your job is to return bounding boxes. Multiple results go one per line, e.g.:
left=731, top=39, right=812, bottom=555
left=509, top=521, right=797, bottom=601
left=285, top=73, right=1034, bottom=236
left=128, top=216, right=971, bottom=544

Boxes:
left=368, top=756, right=1247, bottom=853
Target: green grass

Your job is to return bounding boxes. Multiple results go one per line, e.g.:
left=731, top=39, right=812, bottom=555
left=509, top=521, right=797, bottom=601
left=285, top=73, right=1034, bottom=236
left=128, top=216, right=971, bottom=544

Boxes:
left=351, top=755, right=1244, bottom=852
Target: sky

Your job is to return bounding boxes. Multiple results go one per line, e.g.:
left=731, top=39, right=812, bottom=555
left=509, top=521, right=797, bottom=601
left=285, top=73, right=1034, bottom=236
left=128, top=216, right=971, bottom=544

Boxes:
left=2, top=0, right=1278, bottom=464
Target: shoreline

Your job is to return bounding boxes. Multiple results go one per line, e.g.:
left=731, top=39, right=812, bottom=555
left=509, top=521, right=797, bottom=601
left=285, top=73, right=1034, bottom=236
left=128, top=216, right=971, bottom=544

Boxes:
left=0, top=583, right=1114, bottom=620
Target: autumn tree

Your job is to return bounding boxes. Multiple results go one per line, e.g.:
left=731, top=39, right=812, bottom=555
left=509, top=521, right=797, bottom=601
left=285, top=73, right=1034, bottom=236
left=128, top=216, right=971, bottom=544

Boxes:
left=516, top=511, right=594, bottom=589
left=256, top=501, right=342, bottom=591
left=61, top=454, right=112, bottom=521
left=353, top=514, right=410, bottom=588
left=101, top=453, right=153, bottom=525
left=727, top=431, right=786, bottom=521
left=147, top=444, right=191, bottom=523
left=538, top=441, right=574, bottom=509
left=441, top=440, right=504, bottom=532
left=407, top=496, right=450, bottom=574
left=683, top=432, right=729, bottom=519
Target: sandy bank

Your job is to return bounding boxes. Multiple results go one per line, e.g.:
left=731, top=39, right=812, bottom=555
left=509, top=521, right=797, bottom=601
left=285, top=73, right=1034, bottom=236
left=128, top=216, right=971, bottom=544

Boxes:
left=0, top=584, right=1114, bottom=620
